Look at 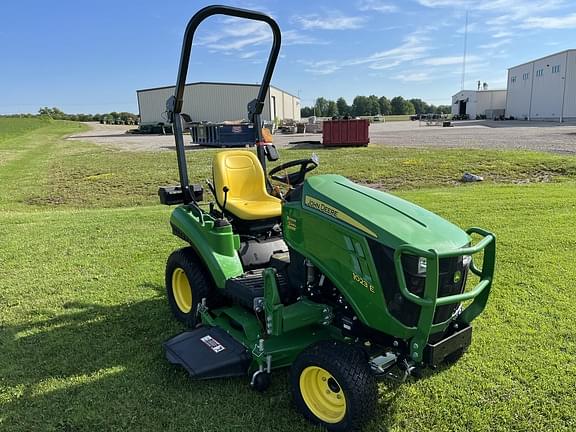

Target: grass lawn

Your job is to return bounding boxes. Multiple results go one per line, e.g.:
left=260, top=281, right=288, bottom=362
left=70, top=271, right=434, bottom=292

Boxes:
left=1, top=118, right=575, bottom=431
left=383, top=115, right=412, bottom=121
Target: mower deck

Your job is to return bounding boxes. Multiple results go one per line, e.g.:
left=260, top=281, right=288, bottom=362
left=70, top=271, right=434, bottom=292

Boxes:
left=165, top=326, right=252, bottom=379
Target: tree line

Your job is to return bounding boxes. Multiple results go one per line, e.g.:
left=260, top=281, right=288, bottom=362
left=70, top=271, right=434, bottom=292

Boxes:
left=1, top=107, right=139, bottom=123
left=36, top=107, right=138, bottom=123
left=300, top=96, right=451, bottom=118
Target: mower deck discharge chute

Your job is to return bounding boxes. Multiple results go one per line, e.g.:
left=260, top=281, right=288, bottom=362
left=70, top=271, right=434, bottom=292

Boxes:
left=158, top=5, right=496, bottom=431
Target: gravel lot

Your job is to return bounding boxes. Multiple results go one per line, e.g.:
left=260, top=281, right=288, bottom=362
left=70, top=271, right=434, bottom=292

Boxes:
left=68, top=120, right=576, bottom=154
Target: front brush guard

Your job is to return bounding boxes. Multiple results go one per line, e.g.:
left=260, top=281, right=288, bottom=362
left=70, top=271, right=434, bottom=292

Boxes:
left=393, top=227, right=496, bottom=362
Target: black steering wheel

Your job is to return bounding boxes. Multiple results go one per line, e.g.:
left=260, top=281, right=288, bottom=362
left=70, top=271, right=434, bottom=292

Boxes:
left=269, top=154, right=319, bottom=186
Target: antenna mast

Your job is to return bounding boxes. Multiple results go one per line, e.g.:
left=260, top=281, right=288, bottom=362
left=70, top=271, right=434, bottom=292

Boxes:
left=461, top=11, right=468, bottom=90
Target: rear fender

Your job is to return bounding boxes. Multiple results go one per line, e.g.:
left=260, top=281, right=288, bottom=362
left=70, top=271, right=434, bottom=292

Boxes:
left=170, top=206, right=243, bottom=288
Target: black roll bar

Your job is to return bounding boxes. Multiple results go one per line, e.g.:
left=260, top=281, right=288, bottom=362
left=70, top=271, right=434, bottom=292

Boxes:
left=166, top=5, right=282, bottom=204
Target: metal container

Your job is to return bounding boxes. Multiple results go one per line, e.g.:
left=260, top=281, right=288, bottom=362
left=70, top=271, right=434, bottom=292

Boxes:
left=189, top=123, right=255, bottom=147
left=322, top=119, right=369, bottom=147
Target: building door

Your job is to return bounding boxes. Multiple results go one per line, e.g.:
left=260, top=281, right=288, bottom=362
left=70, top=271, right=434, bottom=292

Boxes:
left=459, top=100, right=467, bottom=115
left=271, top=95, right=277, bottom=120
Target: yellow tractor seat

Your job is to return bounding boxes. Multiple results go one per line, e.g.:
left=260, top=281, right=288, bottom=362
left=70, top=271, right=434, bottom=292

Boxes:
left=212, top=150, right=282, bottom=221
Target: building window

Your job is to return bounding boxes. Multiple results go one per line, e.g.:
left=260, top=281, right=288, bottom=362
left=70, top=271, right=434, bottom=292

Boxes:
left=536, top=69, right=543, bottom=77
left=552, top=65, right=561, bottom=73
left=511, top=76, right=516, bottom=83
left=522, top=72, right=529, bottom=80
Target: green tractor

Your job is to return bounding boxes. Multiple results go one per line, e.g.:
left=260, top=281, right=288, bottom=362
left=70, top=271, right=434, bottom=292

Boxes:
left=159, top=6, right=496, bottom=431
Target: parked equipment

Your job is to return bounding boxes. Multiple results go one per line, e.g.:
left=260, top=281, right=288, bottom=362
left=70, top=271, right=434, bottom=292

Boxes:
left=189, top=122, right=256, bottom=147
left=322, top=118, right=369, bottom=147
left=158, top=6, right=496, bottom=431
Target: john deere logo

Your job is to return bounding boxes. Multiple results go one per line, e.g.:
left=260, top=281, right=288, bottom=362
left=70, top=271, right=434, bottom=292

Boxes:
left=304, top=196, right=377, bottom=238
left=305, top=196, right=338, bottom=217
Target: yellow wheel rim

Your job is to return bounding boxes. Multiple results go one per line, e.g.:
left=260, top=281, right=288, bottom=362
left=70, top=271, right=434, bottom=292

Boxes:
left=172, top=268, right=192, bottom=313
left=299, top=366, right=346, bottom=424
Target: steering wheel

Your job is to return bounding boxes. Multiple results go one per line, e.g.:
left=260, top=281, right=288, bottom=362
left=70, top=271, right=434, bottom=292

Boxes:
left=269, top=154, right=319, bottom=186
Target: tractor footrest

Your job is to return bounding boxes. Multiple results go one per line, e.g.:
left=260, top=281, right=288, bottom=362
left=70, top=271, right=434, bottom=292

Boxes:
left=164, top=326, right=251, bottom=379
left=424, top=325, right=472, bottom=367
left=224, top=269, right=288, bottom=310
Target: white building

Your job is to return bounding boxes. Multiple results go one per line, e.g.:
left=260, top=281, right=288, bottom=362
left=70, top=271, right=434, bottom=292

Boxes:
left=137, top=82, right=301, bottom=126
left=451, top=89, right=507, bottom=119
left=506, top=49, right=576, bottom=121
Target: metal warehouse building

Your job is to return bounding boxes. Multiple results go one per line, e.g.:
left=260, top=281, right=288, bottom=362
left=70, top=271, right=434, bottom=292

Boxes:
left=451, top=89, right=507, bottom=119
left=506, top=49, right=576, bottom=121
left=137, top=82, right=300, bottom=126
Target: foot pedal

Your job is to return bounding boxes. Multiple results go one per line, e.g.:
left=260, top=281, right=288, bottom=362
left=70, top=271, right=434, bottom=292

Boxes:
left=164, top=326, right=251, bottom=379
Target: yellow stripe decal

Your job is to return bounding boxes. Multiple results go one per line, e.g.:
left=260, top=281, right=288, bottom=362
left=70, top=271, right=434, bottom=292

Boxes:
left=304, top=196, right=377, bottom=238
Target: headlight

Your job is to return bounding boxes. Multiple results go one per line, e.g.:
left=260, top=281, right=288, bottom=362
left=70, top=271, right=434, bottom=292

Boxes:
left=462, top=255, right=472, bottom=267
left=417, top=257, right=427, bottom=274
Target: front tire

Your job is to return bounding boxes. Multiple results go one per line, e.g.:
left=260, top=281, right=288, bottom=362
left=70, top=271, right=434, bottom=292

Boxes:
left=165, top=247, right=212, bottom=328
left=291, top=340, right=377, bottom=431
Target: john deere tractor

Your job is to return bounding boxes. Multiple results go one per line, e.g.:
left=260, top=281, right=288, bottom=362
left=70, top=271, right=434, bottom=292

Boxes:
left=159, top=6, right=496, bottom=431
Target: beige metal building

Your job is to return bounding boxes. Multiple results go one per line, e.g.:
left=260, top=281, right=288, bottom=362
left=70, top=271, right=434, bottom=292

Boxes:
left=137, top=82, right=300, bottom=126
left=451, top=89, right=507, bottom=119
left=506, top=49, right=576, bottom=121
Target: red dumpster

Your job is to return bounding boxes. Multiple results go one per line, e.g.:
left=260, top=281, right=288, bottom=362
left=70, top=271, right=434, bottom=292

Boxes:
left=322, top=119, right=369, bottom=147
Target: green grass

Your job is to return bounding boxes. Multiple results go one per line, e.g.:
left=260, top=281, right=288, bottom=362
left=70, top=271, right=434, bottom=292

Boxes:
left=1, top=118, right=576, bottom=431
left=383, top=114, right=411, bottom=121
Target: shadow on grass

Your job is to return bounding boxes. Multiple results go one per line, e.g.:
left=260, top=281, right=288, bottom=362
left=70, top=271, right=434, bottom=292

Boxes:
left=138, top=281, right=164, bottom=293
left=0, top=298, right=405, bottom=431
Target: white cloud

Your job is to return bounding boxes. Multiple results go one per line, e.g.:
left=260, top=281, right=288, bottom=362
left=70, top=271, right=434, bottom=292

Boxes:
left=283, top=30, right=326, bottom=46
left=417, top=0, right=564, bottom=14
left=357, top=0, right=398, bottom=13
left=416, top=0, right=465, bottom=6
left=520, top=13, right=576, bottom=29
left=238, top=51, right=259, bottom=59
left=492, top=31, right=513, bottom=38
left=197, top=19, right=323, bottom=54
left=299, top=60, right=342, bottom=75
left=294, top=13, right=366, bottom=30
left=392, top=72, right=432, bottom=82
left=298, top=30, right=434, bottom=76
left=456, top=22, right=480, bottom=34
left=421, top=55, right=480, bottom=66
left=348, top=32, right=431, bottom=69
left=478, top=39, right=510, bottom=49
left=417, top=0, right=568, bottom=28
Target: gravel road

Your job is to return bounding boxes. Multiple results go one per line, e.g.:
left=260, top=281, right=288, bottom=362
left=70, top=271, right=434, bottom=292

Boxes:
left=68, top=120, right=576, bottom=155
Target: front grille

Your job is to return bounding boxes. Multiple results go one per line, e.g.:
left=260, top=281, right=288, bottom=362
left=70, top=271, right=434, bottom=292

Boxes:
left=368, top=240, right=469, bottom=327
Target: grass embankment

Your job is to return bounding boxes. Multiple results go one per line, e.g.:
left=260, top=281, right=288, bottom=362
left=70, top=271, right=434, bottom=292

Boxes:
left=0, top=118, right=575, bottom=431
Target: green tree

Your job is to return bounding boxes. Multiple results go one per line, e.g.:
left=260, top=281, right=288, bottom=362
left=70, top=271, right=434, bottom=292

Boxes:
left=367, top=95, right=381, bottom=115
left=314, top=97, right=329, bottom=117
left=351, top=96, right=369, bottom=116
left=409, top=98, right=430, bottom=115
left=403, top=100, right=416, bottom=115
left=300, top=106, right=314, bottom=117
left=378, top=96, right=391, bottom=115
left=435, top=105, right=451, bottom=114
left=326, top=100, right=339, bottom=117
left=336, top=97, right=350, bottom=116
left=390, top=96, right=406, bottom=115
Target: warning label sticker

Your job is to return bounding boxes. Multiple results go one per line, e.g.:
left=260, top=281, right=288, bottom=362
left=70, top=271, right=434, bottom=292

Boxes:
left=200, top=335, right=226, bottom=353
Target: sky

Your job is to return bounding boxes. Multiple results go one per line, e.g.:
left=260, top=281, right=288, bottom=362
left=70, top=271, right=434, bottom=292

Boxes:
left=1, top=0, right=576, bottom=114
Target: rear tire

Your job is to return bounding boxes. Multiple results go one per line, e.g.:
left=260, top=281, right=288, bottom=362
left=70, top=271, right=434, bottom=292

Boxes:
left=165, top=247, right=213, bottom=328
left=291, top=340, right=377, bottom=431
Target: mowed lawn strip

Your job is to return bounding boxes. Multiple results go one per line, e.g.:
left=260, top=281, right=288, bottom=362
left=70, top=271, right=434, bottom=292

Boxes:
left=2, top=118, right=576, bottom=211
left=0, top=118, right=575, bottom=431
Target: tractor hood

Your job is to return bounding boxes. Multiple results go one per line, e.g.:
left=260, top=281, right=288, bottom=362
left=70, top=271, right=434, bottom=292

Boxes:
left=302, top=175, right=470, bottom=253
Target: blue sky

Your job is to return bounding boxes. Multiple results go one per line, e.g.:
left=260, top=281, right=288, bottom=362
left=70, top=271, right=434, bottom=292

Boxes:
left=1, top=0, right=576, bottom=114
